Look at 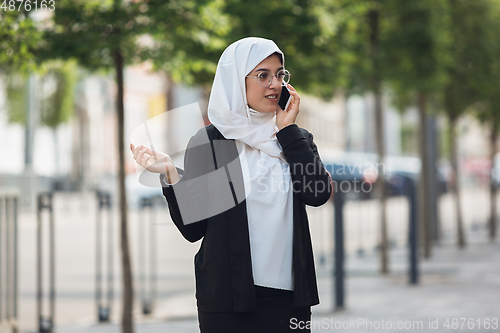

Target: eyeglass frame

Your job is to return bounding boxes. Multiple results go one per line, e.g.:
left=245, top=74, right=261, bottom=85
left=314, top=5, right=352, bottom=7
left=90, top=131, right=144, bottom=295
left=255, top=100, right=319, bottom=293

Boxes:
left=245, top=69, right=291, bottom=87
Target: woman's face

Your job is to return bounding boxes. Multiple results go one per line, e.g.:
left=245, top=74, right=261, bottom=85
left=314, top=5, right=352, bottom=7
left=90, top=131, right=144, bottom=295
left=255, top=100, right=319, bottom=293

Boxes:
left=245, top=54, right=283, bottom=113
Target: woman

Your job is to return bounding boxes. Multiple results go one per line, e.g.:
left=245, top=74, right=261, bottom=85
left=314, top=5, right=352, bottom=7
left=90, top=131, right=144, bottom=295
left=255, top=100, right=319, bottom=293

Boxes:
left=131, top=37, right=332, bottom=333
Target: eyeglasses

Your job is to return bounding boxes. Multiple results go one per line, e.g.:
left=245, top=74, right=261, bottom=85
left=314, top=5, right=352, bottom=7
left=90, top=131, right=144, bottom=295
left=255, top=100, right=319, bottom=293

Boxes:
left=246, top=69, right=291, bottom=88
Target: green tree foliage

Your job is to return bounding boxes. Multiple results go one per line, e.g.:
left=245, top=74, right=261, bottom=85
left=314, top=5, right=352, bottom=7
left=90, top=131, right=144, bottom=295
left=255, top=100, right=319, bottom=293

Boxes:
left=383, top=0, right=451, bottom=109
left=0, top=10, right=41, bottom=71
left=146, top=0, right=230, bottom=84
left=39, top=0, right=229, bottom=83
left=4, top=61, right=77, bottom=128
left=4, top=73, right=27, bottom=124
left=39, top=60, right=78, bottom=129
left=221, top=0, right=355, bottom=99
left=444, top=0, right=495, bottom=122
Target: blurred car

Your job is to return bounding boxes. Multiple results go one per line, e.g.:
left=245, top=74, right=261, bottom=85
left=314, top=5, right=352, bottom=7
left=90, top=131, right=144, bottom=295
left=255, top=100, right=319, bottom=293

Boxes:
left=323, top=153, right=449, bottom=200
left=322, top=152, right=378, bottom=200
left=384, top=156, right=449, bottom=196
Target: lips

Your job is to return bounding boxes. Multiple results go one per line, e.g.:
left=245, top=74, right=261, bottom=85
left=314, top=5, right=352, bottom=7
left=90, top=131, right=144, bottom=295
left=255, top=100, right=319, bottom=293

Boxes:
left=265, top=94, right=278, bottom=101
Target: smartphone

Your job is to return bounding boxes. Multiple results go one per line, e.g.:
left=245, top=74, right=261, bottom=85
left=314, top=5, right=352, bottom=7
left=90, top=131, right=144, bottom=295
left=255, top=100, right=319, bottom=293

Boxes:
left=278, top=85, right=292, bottom=111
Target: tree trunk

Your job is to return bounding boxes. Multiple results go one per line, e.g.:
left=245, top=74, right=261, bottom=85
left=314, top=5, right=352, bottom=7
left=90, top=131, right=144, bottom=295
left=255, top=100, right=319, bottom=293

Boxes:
left=428, top=116, right=440, bottom=244
left=113, top=49, right=135, bottom=333
left=72, top=84, right=91, bottom=191
left=25, top=74, right=37, bottom=171
left=489, top=121, right=498, bottom=242
left=368, top=8, right=389, bottom=274
left=53, top=129, right=60, bottom=177
left=449, top=116, right=466, bottom=248
left=165, top=74, right=176, bottom=154
left=417, top=92, right=432, bottom=258
left=80, top=99, right=90, bottom=190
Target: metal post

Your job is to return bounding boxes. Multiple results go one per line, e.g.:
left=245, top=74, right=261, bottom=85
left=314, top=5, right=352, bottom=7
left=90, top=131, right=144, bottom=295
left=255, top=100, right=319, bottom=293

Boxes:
left=428, top=116, right=440, bottom=243
left=139, top=198, right=146, bottom=314
left=139, top=197, right=157, bottom=315
left=6, top=198, right=10, bottom=325
left=356, top=199, right=365, bottom=257
left=333, top=187, right=345, bottom=310
left=7, top=196, right=18, bottom=333
left=150, top=197, right=157, bottom=314
left=107, top=196, right=114, bottom=321
left=37, top=193, right=54, bottom=333
left=13, top=196, right=18, bottom=333
left=95, top=193, right=102, bottom=322
left=1, top=196, right=4, bottom=325
left=0, top=193, right=20, bottom=333
left=96, top=191, right=113, bottom=323
left=406, top=177, right=419, bottom=284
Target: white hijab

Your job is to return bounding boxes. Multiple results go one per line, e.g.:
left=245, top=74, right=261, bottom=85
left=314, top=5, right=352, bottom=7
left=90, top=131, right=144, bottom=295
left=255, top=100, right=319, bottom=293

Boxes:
left=207, top=37, right=294, bottom=291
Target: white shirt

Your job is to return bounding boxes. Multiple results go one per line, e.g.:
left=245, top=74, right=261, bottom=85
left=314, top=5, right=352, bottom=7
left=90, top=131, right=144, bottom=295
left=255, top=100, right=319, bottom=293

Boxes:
left=236, top=138, right=294, bottom=291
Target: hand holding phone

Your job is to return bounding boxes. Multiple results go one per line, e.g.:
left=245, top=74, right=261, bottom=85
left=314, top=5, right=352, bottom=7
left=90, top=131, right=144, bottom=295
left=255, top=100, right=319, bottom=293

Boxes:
left=278, top=85, right=292, bottom=111
left=276, top=84, right=300, bottom=131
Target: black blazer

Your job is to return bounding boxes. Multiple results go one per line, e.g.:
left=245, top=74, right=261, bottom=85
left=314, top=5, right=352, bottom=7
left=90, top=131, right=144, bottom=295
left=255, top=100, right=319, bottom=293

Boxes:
left=160, top=123, right=333, bottom=312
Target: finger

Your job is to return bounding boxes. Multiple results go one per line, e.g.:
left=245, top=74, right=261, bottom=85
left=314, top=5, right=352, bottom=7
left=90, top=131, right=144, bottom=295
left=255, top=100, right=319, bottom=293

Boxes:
left=133, top=144, right=143, bottom=160
left=289, top=91, right=300, bottom=106
left=137, top=146, right=148, bottom=163
left=142, top=154, right=152, bottom=168
left=288, top=90, right=300, bottom=100
left=136, top=145, right=156, bottom=161
left=130, top=143, right=134, bottom=152
left=141, top=146, right=156, bottom=157
left=287, top=85, right=300, bottom=101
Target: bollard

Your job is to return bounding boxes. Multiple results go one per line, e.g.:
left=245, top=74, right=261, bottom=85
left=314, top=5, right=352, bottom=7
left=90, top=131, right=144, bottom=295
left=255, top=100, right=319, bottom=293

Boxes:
left=405, top=176, right=419, bottom=284
left=95, top=191, right=113, bottom=323
left=0, top=191, right=19, bottom=333
left=333, top=186, right=345, bottom=310
left=37, top=193, right=55, bottom=333
left=326, top=163, right=359, bottom=312
left=138, top=196, right=157, bottom=315
left=356, top=199, right=366, bottom=258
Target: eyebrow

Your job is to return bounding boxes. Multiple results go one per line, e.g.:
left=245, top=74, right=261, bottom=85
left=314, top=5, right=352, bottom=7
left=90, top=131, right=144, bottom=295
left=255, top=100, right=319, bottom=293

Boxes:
left=255, top=66, right=284, bottom=73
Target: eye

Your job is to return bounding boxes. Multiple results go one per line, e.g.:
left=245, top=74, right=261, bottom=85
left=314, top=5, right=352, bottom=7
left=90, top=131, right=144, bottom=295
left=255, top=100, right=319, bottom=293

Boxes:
left=258, top=72, right=269, bottom=80
left=277, top=71, right=286, bottom=79
left=258, top=72, right=270, bottom=80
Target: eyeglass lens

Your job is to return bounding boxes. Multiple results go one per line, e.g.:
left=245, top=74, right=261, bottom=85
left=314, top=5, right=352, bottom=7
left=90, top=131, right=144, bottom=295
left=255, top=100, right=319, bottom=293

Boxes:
left=257, top=70, right=290, bottom=87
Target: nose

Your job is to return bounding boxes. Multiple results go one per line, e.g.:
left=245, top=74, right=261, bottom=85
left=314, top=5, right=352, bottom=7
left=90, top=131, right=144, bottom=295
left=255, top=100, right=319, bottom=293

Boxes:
left=269, top=74, right=281, bottom=89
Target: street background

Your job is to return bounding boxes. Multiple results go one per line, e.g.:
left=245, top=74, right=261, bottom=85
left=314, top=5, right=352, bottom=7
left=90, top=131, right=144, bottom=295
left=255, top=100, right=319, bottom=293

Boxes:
left=1, top=0, right=500, bottom=332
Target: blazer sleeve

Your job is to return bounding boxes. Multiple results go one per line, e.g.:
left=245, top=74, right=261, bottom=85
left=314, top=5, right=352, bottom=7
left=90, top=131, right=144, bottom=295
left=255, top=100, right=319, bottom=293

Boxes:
left=159, top=133, right=208, bottom=243
left=276, top=124, right=333, bottom=207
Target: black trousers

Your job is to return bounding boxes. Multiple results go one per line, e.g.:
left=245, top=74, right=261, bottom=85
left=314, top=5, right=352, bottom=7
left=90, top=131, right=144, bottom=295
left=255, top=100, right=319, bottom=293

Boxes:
left=198, top=285, right=312, bottom=333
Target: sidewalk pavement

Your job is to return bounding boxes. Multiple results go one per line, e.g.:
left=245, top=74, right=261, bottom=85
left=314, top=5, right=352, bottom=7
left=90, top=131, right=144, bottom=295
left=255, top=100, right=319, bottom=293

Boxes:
left=55, top=228, right=499, bottom=333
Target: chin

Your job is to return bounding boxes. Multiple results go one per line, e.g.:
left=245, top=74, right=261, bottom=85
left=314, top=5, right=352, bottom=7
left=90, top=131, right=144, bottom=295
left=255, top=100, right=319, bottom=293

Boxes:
left=261, top=105, right=277, bottom=113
